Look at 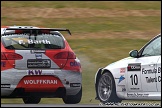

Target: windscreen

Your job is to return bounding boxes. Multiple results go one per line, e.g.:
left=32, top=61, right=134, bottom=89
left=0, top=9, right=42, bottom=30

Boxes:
left=1, top=33, right=65, bottom=49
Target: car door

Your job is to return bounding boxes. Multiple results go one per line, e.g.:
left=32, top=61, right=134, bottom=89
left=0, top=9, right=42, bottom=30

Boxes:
left=127, top=56, right=158, bottom=92
left=140, top=56, right=159, bottom=92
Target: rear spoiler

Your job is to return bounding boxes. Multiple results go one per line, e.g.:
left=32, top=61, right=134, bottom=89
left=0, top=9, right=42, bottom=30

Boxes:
left=3, top=28, right=71, bottom=36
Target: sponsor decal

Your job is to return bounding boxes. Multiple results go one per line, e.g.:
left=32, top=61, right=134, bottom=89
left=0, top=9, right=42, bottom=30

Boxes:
left=130, top=87, right=140, bottom=90
left=31, top=50, right=45, bottom=53
left=122, top=88, right=126, bottom=92
left=24, top=79, right=57, bottom=84
left=1, top=62, right=6, bottom=67
left=27, top=59, right=51, bottom=68
left=158, top=67, right=161, bottom=73
left=145, top=76, right=161, bottom=83
left=1, top=84, right=11, bottom=88
left=35, top=53, right=42, bottom=59
left=28, top=70, right=42, bottom=75
left=70, top=83, right=81, bottom=87
left=158, top=76, right=161, bottom=82
left=142, top=67, right=161, bottom=74
left=142, top=67, right=161, bottom=83
left=19, top=39, right=51, bottom=44
left=70, top=61, right=81, bottom=67
left=3, top=34, right=28, bottom=37
left=142, top=68, right=157, bottom=74
left=118, top=76, right=125, bottom=83
left=127, top=63, right=141, bottom=71
left=120, top=68, right=126, bottom=73
left=16, top=76, right=64, bottom=92
left=27, top=70, right=55, bottom=75
left=127, top=93, right=149, bottom=97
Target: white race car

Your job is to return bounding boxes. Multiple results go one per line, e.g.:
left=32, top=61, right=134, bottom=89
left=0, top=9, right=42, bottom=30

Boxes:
left=95, top=34, right=161, bottom=103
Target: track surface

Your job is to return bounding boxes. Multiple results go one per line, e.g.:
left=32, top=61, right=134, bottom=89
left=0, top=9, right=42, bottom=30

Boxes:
left=2, top=103, right=161, bottom=107
left=1, top=104, right=103, bottom=107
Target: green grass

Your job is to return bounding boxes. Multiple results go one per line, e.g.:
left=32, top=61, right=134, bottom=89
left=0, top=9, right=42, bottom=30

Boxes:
left=68, top=38, right=148, bottom=65
left=1, top=16, right=160, bottom=33
left=1, top=1, right=161, bottom=10
left=1, top=1, right=161, bottom=104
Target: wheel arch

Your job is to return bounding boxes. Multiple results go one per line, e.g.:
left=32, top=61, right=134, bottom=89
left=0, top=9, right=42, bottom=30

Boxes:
left=95, top=68, right=115, bottom=86
left=95, top=68, right=117, bottom=100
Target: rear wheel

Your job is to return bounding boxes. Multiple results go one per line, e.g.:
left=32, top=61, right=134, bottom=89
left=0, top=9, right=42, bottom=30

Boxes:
left=22, top=96, right=41, bottom=104
left=62, top=87, right=82, bottom=104
left=97, top=72, right=122, bottom=104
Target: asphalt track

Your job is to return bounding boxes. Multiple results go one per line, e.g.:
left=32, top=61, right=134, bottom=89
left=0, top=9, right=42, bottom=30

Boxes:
left=2, top=103, right=161, bottom=107
left=1, top=104, right=104, bottom=107
left=1, top=102, right=161, bottom=107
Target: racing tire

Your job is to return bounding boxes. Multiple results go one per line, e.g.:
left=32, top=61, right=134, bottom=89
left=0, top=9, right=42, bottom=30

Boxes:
left=22, top=96, right=41, bottom=104
left=97, top=72, right=122, bottom=104
left=62, top=86, right=82, bottom=104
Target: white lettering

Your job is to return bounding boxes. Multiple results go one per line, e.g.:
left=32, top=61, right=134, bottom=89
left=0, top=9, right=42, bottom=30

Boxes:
left=24, top=80, right=29, bottom=84
left=23, top=80, right=58, bottom=84
left=27, top=39, right=51, bottom=44
left=19, top=40, right=24, bottom=44
left=18, top=39, right=51, bottom=45
left=42, top=40, right=45, bottom=44
left=131, top=66, right=140, bottom=69
left=45, top=40, right=51, bottom=44
left=43, top=80, right=47, bottom=84
left=34, top=40, right=39, bottom=44
left=38, top=40, right=41, bottom=44
left=30, top=80, right=33, bottom=84
left=28, top=39, right=33, bottom=44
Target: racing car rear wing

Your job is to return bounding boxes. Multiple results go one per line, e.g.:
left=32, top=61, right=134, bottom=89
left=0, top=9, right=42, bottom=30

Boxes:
left=2, top=28, right=72, bottom=36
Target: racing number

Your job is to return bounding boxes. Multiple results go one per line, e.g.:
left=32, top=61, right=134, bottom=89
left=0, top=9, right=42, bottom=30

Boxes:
left=130, top=74, right=138, bottom=85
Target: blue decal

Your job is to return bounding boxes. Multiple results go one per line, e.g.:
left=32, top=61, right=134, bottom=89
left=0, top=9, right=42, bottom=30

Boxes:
left=1, top=62, right=6, bottom=67
left=118, top=76, right=125, bottom=83
left=28, top=70, right=42, bottom=75
left=35, top=53, right=42, bottom=59
left=70, top=61, right=81, bottom=67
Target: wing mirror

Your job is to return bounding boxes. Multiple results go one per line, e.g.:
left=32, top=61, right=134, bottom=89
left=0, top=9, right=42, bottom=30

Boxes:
left=129, top=50, right=139, bottom=58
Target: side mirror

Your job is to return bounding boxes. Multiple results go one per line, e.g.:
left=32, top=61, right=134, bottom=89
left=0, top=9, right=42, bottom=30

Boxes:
left=129, top=50, right=139, bottom=58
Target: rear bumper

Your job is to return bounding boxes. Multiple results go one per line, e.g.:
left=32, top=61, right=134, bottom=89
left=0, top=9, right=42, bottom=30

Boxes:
left=1, top=69, right=82, bottom=97
left=1, top=87, right=66, bottom=98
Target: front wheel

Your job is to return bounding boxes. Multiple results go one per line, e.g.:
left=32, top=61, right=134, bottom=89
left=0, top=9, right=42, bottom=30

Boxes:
left=62, top=87, right=82, bottom=104
left=97, top=72, right=122, bottom=104
left=22, top=96, right=41, bottom=104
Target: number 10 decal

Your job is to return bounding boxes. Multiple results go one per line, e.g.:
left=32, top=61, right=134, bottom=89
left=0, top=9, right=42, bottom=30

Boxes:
left=130, top=74, right=138, bottom=85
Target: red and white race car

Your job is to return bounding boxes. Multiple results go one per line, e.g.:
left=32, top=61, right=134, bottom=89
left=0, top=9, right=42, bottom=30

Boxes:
left=1, top=26, right=82, bottom=104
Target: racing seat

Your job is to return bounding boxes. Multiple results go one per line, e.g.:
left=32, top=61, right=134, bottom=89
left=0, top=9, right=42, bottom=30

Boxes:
left=4, top=39, right=15, bottom=49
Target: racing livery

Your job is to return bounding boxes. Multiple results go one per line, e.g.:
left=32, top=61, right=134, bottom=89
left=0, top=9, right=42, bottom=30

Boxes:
left=95, top=34, right=161, bottom=103
left=1, top=26, right=82, bottom=104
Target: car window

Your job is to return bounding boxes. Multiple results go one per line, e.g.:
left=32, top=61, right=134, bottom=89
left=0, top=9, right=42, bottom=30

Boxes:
left=1, top=33, right=65, bottom=49
left=141, top=36, right=161, bottom=57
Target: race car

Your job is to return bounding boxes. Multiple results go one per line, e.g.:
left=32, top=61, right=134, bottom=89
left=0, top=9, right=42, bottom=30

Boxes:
left=95, top=34, right=161, bottom=104
left=1, top=26, right=82, bottom=104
